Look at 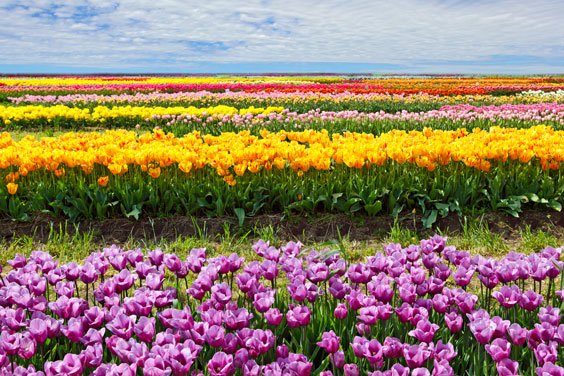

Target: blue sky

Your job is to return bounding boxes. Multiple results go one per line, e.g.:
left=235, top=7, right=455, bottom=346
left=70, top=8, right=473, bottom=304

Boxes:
left=1, top=0, right=564, bottom=74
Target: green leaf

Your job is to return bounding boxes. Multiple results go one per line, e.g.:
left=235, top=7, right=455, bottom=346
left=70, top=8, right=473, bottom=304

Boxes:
left=548, top=199, right=562, bottom=212
left=364, top=201, right=383, bottom=216
left=234, top=208, right=245, bottom=226
left=126, top=207, right=141, bottom=220
left=422, top=209, right=438, bottom=229
left=435, top=202, right=450, bottom=217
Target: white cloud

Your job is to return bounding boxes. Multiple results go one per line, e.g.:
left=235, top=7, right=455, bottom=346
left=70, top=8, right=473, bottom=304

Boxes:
left=1, top=0, right=563, bottom=72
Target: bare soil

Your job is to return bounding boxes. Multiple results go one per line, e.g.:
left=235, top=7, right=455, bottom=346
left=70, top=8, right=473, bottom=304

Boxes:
left=1, top=210, right=563, bottom=244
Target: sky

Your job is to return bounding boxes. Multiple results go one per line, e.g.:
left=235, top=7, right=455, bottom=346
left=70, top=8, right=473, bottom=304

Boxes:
left=1, top=0, right=564, bottom=74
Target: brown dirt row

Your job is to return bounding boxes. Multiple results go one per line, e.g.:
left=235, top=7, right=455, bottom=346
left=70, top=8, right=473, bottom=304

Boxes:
left=1, top=210, right=564, bottom=245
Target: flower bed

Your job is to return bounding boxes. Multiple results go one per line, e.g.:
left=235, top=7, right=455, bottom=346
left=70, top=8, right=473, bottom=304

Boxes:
left=0, top=236, right=563, bottom=375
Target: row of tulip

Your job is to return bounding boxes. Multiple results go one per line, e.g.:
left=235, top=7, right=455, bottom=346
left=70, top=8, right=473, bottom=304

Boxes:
left=0, top=105, right=283, bottom=128
left=5, top=102, right=564, bottom=135
left=3, top=75, right=564, bottom=97
left=6, top=91, right=564, bottom=115
left=146, top=104, right=564, bottom=136
left=3, top=75, right=563, bottom=88
left=1, top=126, right=563, bottom=222
left=1, top=236, right=563, bottom=375
left=0, top=76, right=345, bottom=87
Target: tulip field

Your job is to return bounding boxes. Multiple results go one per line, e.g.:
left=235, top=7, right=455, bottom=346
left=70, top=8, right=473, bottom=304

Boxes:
left=3, top=75, right=564, bottom=225
left=1, top=74, right=564, bottom=375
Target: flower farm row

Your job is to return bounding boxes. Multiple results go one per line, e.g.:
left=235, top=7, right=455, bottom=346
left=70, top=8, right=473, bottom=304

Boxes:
left=1, top=235, right=564, bottom=376
left=4, top=103, right=564, bottom=135
left=0, top=125, right=563, bottom=223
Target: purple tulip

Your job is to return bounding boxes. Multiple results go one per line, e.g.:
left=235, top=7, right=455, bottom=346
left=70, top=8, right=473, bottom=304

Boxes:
left=265, top=308, right=283, bottom=326
left=331, top=350, right=345, bottom=368
left=208, top=352, right=235, bottom=376
left=434, top=340, right=457, bottom=362
left=285, top=354, right=312, bottom=376
left=496, top=359, right=519, bottom=376
left=258, top=259, right=277, bottom=281
left=408, top=318, right=439, bottom=343
left=539, top=306, right=561, bottom=326
left=350, top=336, right=368, bottom=358
left=80, top=328, right=106, bottom=346
left=28, top=318, right=48, bottom=343
left=404, top=344, right=431, bottom=368
left=287, top=279, right=308, bottom=302
left=452, top=265, right=475, bottom=287
left=344, top=364, right=359, bottom=376
left=165, top=342, right=201, bottom=376
left=363, top=339, right=383, bottom=368
left=357, top=305, right=379, bottom=325
left=242, top=360, right=262, bottom=376
left=126, top=249, right=144, bottom=266
left=455, top=292, right=477, bottom=313
left=381, top=337, right=402, bottom=359
left=29, top=274, right=47, bottom=296
left=492, top=285, right=521, bottom=308
left=535, top=322, right=556, bottom=343
left=412, top=368, right=430, bottom=376
left=205, top=325, right=226, bottom=348
left=485, top=338, right=511, bottom=362
left=398, top=283, right=417, bottom=304
left=536, top=362, right=564, bottom=376
left=432, top=294, right=450, bottom=313
left=234, top=348, right=249, bottom=368
left=108, top=253, right=128, bottom=271
left=144, top=355, right=172, bottom=376
left=139, top=249, right=160, bottom=268
left=329, top=304, right=348, bottom=322
left=83, top=306, right=105, bottom=329
left=534, top=342, right=558, bottom=366
left=7, top=253, right=27, bottom=269
left=81, top=343, right=103, bottom=368
left=211, top=282, right=232, bottom=305
left=61, top=317, right=84, bottom=343
left=469, top=318, right=496, bottom=344
left=491, top=316, right=511, bottom=339
left=134, top=316, right=155, bottom=343
left=224, top=308, right=253, bottom=330
left=253, top=290, right=275, bottom=313
left=80, top=262, right=98, bottom=284
left=222, top=332, right=238, bottom=354
left=158, top=307, right=194, bottom=330
left=44, top=353, right=83, bottom=376
left=18, top=333, right=36, bottom=359
left=48, top=296, right=87, bottom=319
left=328, top=277, right=350, bottom=299
left=348, top=263, right=371, bottom=284
left=307, top=262, right=329, bottom=283
left=244, top=329, right=275, bottom=357
left=317, top=330, right=340, bottom=354
left=146, top=271, right=164, bottom=290
left=518, top=289, right=543, bottom=311
left=114, top=269, right=136, bottom=293
left=93, top=363, right=137, bottom=376
left=106, top=313, right=136, bottom=339
left=286, top=305, right=311, bottom=328
left=136, top=261, right=156, bottom=280
left=505, top=323, right=527, bottom=347
left=388, top=363, right=409, bottom=376
left=432, top=359, right=454, bottom=376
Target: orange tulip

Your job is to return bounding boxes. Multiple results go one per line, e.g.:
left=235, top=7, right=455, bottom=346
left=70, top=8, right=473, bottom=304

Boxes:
left=7, top=183, right=17, bottom=195
left=97, top=176, right=109, bottom=187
